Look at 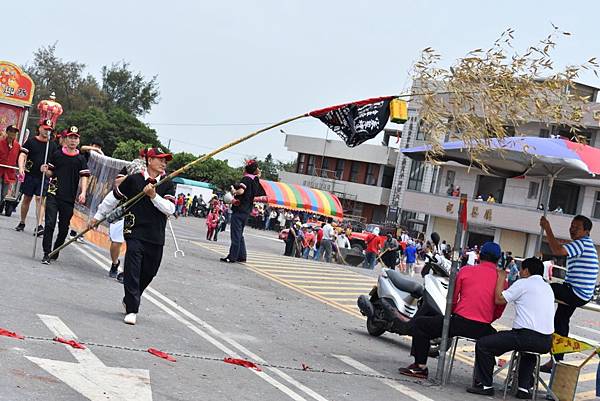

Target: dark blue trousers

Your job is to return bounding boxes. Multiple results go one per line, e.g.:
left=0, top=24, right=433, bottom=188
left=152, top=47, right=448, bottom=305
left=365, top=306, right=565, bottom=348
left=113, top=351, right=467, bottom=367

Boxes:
left=227, top=212, right=248, bottom=262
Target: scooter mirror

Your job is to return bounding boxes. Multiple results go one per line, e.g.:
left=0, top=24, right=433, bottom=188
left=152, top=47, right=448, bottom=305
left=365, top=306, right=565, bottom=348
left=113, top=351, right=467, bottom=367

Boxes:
left=430, top=232, right=440, bottom=246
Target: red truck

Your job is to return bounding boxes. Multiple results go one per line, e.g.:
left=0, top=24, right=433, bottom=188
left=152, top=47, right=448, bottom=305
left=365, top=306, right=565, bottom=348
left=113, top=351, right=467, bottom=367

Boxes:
left=348, top=224, right=398, bottom=252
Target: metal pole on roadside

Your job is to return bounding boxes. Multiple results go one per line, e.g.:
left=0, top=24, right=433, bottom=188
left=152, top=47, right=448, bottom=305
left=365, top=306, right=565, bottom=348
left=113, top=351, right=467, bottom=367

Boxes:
left=436, top=193, right=467, bottom=384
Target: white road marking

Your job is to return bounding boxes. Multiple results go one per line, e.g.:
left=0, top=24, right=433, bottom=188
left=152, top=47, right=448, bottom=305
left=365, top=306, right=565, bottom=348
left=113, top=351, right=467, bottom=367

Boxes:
left=575, top=325, right=600, bottom=338
left=76, top=243, right=329, bottom=401
left=37, top=314, right=104, bottom=367
left=26, top=315, right=152, bottom=401
left=332, top=354, right=436, bottom=401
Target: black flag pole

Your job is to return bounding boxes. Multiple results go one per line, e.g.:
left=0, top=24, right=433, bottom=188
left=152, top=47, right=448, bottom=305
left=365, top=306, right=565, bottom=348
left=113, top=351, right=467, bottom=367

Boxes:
left=49, top=91, right=438, bottom=258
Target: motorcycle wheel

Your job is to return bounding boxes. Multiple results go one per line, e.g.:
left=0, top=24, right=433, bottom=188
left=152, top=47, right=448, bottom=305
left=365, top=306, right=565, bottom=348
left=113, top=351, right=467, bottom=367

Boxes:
left=366, top=315, right=386, bottom=337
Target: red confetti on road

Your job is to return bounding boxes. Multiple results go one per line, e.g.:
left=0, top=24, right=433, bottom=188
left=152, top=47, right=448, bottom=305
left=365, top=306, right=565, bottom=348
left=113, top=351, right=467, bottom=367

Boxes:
left=0, top=328, right=24, bottom=340
left=223, top=357, right=262, bottom=371
left=53, top=337, right=86, bottom=349
left=147, top=347, right=176, bottom=362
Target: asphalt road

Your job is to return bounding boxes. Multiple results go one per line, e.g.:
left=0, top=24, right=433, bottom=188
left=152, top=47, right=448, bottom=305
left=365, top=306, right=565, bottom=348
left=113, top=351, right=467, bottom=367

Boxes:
left=0, top=212, right=598, bottom=401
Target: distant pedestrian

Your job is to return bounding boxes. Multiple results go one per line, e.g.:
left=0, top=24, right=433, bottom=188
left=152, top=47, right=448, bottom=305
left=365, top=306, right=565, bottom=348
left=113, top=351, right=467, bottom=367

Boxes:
left=0, top=125, right=21, bottom=206
left=206, top=207, right=220, bottom=240
left=405, top=241, right=417, bottom=275
left=362, top=227, right=380, bottom=269
left=317, top=218, right=335, bottom=263
left=220, top=160, right=266, bottom=263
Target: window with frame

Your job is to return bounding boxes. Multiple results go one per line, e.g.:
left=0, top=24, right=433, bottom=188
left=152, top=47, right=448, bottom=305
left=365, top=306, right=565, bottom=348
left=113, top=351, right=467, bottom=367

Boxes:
left=364, top=164, right=377, bottom=186
left=540, top=128, right=550, bottom=138
left=593, top=191, right=600, bottom=219
left=445, top=170, right=455, bottom=187
left=349, top=161, right=360, bottom=183
left=307, top=155, right=316, bottom=175
left=407, top=160, right=425, bottom=190
left=320, top=157, right=330, bottom=177
left=335, top=159, right=345, bottom=179
left=297, top=154, right=306, bottom=174
left=527, top=181, right=540, bottom=199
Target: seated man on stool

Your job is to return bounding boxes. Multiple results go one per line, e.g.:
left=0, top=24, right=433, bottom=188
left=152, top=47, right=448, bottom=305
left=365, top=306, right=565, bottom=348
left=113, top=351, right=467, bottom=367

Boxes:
left=468, top=257, right=554, bottom=399
left=397, top=242, right=506, bottom=379
left=539, top=215, right=599, bottom=372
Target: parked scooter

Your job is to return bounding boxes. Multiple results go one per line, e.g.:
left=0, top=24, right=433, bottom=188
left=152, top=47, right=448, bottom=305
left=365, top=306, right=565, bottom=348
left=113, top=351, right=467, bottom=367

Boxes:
left=357, top=232, right=451, bottom=337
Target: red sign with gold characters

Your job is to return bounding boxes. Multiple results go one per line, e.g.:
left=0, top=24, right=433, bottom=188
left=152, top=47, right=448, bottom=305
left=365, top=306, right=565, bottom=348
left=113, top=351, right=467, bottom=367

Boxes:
left=0, top=61, right=35, bottom=107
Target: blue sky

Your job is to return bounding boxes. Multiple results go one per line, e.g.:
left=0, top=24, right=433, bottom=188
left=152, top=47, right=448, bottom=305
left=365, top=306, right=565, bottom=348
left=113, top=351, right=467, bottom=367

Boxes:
left=4, top=0, right=600, bottom=165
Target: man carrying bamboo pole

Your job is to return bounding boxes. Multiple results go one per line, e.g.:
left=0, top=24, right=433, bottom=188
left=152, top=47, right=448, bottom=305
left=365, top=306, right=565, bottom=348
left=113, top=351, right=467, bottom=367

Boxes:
left=89, top=148, right=176, bottom=325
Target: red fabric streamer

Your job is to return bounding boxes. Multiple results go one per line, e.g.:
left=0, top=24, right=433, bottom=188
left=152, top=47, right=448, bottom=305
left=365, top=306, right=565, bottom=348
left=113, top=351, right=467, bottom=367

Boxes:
left=223, top=357, right=262, bottom=371
left=459, top=197, right=468, bottom=230
left=53, top=337, right=86, bottom=349
left=147, top=348, right=176, bottom=362
left=0, top=328, right=24, bottom=340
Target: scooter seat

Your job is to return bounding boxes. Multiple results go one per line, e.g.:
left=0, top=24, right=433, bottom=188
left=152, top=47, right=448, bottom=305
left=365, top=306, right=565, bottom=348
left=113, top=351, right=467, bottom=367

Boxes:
left=387, top=269, right=423, bottom=298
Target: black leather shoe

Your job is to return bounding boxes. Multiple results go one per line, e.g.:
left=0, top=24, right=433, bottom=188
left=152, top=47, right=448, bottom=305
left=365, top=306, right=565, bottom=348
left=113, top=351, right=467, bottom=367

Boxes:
left=220, top=257, right=235, bottom=263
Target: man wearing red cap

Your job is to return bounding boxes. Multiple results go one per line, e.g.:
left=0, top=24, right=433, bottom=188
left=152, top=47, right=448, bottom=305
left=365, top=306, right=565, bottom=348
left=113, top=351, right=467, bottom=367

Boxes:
left=16, top=120, right=58, bottom=235
left=90, top=147, right=176, bottom=325
left=40, top=126, right=90, bottom=264
left=0, top=125, right=21, bottom=208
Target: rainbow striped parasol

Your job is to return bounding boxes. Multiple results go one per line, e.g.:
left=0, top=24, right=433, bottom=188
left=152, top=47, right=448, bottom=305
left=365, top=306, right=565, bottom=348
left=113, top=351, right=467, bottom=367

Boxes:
left=259, top=179, right=343, bottom=219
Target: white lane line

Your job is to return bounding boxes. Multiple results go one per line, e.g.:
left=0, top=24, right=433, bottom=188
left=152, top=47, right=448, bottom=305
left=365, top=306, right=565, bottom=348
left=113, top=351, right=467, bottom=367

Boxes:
left=244, top=232, right=282, bottom=242
left=37, top=314, right=104, bottom=368
left=332, top=354, right=435, bottom=401
left=75, top=244, right=329, bottom=401
left=575, top=325, right=600, bottom=338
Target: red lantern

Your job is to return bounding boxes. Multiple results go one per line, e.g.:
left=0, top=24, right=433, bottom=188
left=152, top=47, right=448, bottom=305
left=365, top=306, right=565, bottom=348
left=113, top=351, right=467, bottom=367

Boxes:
left=37, top=92, right=63, bottom=126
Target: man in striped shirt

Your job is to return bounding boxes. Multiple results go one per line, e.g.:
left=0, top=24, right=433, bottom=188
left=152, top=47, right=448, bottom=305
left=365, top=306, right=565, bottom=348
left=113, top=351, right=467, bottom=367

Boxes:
left=539, top=215, right=599, bottom=372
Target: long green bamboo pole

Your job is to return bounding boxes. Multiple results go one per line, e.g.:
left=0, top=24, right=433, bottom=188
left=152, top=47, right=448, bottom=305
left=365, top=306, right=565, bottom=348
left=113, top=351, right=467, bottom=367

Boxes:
left=48, top=113, right=308, bottom=258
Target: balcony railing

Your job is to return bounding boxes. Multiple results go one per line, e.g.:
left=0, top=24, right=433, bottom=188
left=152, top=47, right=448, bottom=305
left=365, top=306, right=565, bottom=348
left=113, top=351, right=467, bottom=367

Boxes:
left=401, top=190, right=600, bottom=243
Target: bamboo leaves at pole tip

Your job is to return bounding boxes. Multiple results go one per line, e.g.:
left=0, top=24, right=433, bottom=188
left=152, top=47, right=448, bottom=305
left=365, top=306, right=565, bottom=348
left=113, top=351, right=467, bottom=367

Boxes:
left=410, top=26, right=600, bottom=171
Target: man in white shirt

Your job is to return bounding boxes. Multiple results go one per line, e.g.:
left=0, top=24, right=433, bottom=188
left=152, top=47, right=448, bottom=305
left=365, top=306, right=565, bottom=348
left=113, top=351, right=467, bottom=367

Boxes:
left=467, top=258, right=554, bottom=398
left=317, top=218, right=335, bottom=263
left=466, top=248, right=478, bottom=266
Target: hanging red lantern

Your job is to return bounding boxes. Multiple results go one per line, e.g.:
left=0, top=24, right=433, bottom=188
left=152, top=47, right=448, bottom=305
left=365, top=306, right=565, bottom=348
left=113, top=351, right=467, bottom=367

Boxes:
left=37, top=92, right=63, bottom=126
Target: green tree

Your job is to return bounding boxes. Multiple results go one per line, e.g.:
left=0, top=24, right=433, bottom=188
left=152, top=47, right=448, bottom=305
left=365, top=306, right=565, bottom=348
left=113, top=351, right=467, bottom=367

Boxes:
left=256, top=153, right=279, bottom=181
left=168, top=152, right=241, bottom=190
left=23, top=44, right=106, bottom=115
left=59, top=107, right=163, bottom=155
left=112, top=139, right=152, bottom=161
left=276, top=159, right=296, bottom=173
left=101, top=62, right=160, bottom=116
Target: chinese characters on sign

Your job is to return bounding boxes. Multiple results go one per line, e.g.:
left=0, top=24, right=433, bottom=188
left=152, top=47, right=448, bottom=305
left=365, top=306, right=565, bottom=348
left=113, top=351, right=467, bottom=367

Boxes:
left=0, top=61, right=35, bottom=106
left=446, top=202, right=454, bottom=214
left=484, top=209, right=493, bottom=221
left=471, top=206, right=479, bottom=218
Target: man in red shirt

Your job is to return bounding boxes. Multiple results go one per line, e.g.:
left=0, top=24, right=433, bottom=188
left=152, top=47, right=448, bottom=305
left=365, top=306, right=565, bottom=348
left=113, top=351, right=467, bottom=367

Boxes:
left=398, top=242, right=506, bottom=379
left=0, top=125, right=21, bottom=206
left=362, top=228, right=381, bottom=269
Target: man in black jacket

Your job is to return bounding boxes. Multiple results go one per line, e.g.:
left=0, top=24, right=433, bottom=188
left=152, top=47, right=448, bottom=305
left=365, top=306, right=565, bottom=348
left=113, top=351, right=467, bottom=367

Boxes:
left=91, top=148, right=176, bottom=325
left=41, top=126, right=89, bottom=264
left=220, top=159, right=265, bottom=263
